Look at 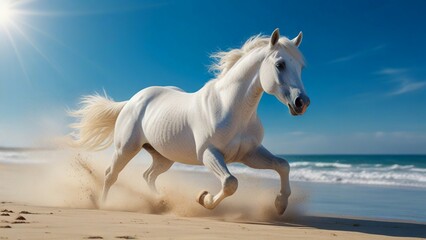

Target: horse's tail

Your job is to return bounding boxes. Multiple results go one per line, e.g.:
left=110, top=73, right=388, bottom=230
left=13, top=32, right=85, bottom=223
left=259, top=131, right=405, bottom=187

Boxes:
left=68, top=92, right=127, bottom=151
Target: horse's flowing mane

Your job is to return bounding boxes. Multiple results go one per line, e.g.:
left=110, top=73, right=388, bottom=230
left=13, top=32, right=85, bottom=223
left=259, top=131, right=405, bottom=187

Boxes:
left=210, top=34, right=305, bottom=78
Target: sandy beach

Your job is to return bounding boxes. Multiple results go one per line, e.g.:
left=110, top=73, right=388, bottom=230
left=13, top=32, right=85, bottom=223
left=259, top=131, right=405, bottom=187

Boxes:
left=1, top=202, right=425, bottom=239
left=0, top=150, right=425, bottom=239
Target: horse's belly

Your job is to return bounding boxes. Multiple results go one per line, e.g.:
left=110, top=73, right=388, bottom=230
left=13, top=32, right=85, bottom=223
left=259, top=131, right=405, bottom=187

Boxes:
left=150, top=134, right=199, bottom=165
left=142, top=103, right=199, bottom=165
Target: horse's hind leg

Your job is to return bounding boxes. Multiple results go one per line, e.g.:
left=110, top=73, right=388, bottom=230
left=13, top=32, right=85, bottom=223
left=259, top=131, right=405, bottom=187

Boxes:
left=102, top=142, right=143, bottom=202
left=143, top=144, right=174, bottom=193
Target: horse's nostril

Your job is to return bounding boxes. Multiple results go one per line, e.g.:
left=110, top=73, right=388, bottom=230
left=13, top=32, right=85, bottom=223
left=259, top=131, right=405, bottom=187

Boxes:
left=295, top=97, right=304, bottom=108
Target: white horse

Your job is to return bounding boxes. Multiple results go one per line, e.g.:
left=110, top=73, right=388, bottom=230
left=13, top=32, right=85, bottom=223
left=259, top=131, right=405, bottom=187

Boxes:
left=69, top=28, right=310, bottom=215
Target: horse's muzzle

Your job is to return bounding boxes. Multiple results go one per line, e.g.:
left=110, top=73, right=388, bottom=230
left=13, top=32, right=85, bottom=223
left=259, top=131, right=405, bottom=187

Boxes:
left=289, top=94, right=310, bottom=116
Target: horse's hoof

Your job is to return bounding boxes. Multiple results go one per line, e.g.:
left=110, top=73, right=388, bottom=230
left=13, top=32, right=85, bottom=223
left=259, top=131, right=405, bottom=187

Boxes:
left=276, top=205, right=286, bottom=215
left=197, top=190, right=214, bottom=209
left=197, top=190, right=208, bottom=204
left=275, top=195, right=288, bottom=215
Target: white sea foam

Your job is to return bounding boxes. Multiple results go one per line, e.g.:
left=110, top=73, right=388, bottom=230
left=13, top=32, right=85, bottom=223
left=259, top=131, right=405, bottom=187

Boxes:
left=0, top=151, right=46, bottom=164
left=288, top=161, right=426, bottom=188
left=173, top=161, right=426, bottom=188
left=385, top=164, right=415, bottom=170
left=411, top=168, right=426, bottom=172
left=289, top=168, right=426, bottom=187
left=0, top=151, right=27, bottom=160
left=290, top=162, right=351, bottom=168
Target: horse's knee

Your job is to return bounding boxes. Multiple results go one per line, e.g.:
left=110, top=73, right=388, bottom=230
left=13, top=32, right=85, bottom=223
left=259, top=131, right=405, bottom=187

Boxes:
left=222, top=175, right=238, bottom=196
left=277, top=158, right=290, bottom=174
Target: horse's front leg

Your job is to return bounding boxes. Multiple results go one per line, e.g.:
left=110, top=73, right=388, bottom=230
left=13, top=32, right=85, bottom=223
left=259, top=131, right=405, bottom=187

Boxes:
left=241, top=145, right=291, bottom=215
left=197, top=147, right=238, bottom=209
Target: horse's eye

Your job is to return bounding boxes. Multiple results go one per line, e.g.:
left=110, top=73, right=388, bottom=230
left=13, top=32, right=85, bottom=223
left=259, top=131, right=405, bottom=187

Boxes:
left=275, top=61, right=286, bottom=71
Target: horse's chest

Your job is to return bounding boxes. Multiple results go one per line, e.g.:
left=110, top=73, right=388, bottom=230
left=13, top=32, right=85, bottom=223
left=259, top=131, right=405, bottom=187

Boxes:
left=222, top=133, right=260, bottom=162
left=213, top=118, right=262, bottom=162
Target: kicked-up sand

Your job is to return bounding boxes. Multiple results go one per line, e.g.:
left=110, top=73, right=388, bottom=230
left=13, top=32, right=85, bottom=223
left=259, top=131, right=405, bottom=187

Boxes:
left=0, top=150, right=425, bottom=239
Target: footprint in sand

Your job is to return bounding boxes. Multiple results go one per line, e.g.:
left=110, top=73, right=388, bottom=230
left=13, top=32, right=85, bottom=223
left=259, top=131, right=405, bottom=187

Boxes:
left=115, top=236, right=137, bottom=239
left=1, top=209, right=13, bottom=213
left=19, top=210, right=33, bottom=214
left=11, top=215, right=28, bottom=224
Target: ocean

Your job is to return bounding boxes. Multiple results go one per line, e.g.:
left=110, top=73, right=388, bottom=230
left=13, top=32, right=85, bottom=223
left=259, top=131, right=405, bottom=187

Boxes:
left=283, top=154, right=426, bottom=188
left=171, top=154, right=426, bottom=189
left=1, top=151, right=425, bottom=222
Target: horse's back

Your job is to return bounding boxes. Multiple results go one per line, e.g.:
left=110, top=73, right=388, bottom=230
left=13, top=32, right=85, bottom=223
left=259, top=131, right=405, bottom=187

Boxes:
left=123, top=86, right=199, bottom=164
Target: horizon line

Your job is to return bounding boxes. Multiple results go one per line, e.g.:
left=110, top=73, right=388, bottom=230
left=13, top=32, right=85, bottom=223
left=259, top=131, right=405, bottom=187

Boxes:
left=0, top=146, right=425, bottom=156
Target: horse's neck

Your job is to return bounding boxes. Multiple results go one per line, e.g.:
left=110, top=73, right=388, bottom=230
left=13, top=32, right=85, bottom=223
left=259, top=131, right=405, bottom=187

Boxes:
left=212, top=49, right=265, bottom=121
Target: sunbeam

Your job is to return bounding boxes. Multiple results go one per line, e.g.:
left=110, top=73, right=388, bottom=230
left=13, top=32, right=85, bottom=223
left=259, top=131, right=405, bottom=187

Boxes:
left=0, top=0, right=66, bottom=83
left=9, top=20, right=65, bottom=78
left=3, top=24, right=31, bottom=84
left=0, top=0, right=111, bottom=84
left=10, top=0, right=37, bottom=7
left=1, top=0, right=157, bottom=84
left=0, top=0, right=14, bottom=23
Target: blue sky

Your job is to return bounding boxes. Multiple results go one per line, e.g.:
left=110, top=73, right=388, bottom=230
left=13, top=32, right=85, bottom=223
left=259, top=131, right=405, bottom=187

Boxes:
left=0, top=0, right=425, bottom=154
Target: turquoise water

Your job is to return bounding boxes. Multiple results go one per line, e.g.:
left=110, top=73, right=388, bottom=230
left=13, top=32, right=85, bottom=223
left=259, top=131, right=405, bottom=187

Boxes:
left=285, top=154, right=426, bottom=167
left=282, top=155, right=426, bottom=188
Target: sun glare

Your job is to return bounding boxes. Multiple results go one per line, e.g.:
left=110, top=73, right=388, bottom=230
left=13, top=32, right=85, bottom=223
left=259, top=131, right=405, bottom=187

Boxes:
left=0, top=1, right=13, bottom=23
left=0, top=0, right=64, bottom=83
left=0, top=0, right=109, bottom=84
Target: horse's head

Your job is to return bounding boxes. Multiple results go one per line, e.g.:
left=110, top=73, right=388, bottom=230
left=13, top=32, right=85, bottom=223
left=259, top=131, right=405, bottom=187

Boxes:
left=259, top=28, right=310, bottom=116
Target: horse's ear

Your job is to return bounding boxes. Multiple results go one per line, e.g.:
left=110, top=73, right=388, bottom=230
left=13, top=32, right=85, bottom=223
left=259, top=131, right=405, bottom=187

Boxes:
left=292, top=31, right=303, bottom=47
left=270, top=28, right=280, bottom=47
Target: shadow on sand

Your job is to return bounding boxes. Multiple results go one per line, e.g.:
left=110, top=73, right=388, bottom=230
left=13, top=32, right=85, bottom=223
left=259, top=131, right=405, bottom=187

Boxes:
left=246, top=215, right=426, bottom=238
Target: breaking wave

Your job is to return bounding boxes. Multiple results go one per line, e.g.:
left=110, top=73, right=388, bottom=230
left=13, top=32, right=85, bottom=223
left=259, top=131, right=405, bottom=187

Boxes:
left=2, top=150, right=425, bottom=188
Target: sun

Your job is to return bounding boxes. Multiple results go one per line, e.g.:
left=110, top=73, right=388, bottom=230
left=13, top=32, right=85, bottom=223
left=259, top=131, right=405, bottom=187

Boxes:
left=0, top=0, right=58, bottom=83
left=0, top=1, right=14, bottom=24
left=0, top=0, right=105, bottom=84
